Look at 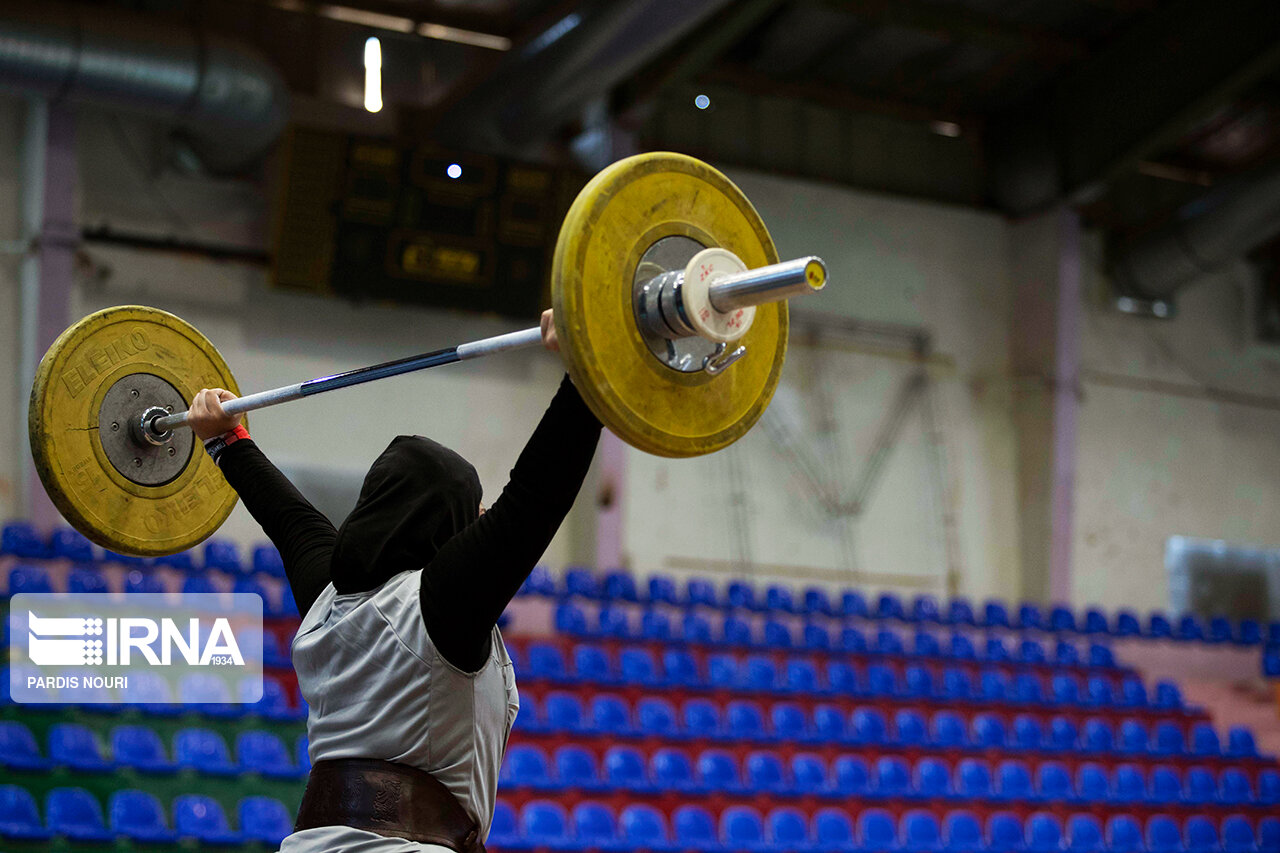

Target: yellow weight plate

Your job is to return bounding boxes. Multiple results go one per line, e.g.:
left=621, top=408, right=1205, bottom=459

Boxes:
left=29, top=306, right=243, bottom=557
left=552, top=152, right=786, bottom=457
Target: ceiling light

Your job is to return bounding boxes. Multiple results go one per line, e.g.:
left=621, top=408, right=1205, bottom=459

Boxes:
left=364, top=37, right=383, bottom=113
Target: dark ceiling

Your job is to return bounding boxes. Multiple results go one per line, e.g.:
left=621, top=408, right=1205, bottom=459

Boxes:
left=52, top=0, right=1280, bottom=239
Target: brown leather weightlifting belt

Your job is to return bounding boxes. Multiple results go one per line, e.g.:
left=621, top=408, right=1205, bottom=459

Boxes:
left=294, top=758, right=485, bottom=852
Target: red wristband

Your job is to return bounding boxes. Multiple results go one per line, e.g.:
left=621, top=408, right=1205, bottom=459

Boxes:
left=224, top=425, right=251, bottom=444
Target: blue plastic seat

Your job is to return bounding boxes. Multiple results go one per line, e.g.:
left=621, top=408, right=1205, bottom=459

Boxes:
left=598, top=606, right=631, bottom=639
left=587, top=694, right=632, bottom=736
left=636, top=697, right=678, bottom=738
left=1190, top=723, right=1220, bottom=757
left=826, top=661, right=860, bottom=695
left=617, top=649, right=659, bottom=687
left=697, top=750, right=742, bottom=792
left=988, top=812, right=1026, bottom=853
left=1018, top=604, right=1045, bottom=632
left=512, top=694, right=541, bottom=734
left=572, top=801, right=617, bottom=849
left=726, top=581, right=758, bottom=611
left=905, top=665, right=935, bottom=699
left=562, top=568, right=600, bottom=600
left=1153, top=722, right=1186, bottom=756
left=875, top=755, right=912, bottom=799
left=812, top=705, right=849, bottom=745
left=528, top=643, right=568, bottom=681
left=1113, top=764, right=1146, bottom=803
left=601, top=571, right=637, bottom=602
left=238, top=731, right=301, bottom=779
left=784, top=658, right=820, bottom=694
left=1226, top=727, right=1257, bottom=758
left=49, top=526, right=92, bottom=561
left=931, top=711, right=967, bottom=749
left=840, top=590, right=870, bottom=619
left=239, top=797, right=292, bottom=846
left=1149, top=765, right=1182, bottom=806
left=1113, top=611, right=1141, bottom=636
left=1260, top=817, right=1280, bottom=853
left=502, top=745, right=551, bottom=789
left=956, top=759, right=992, bottom=799
left=996, top=760, right=1034, bottom=802
left=640, top=610, right=671, bottom=641
left=813, top=808, right=854, bottom=853
left=673, top=805, right=718, bottom=850
left=840, top=626, right=868, bottom=653
left=202, top=539, right=241, bottom=574
left=772, top=703, right=809, bottom=742
left=1, top=522, right=46, bottom=557
left=1065, top=814, right=1103, bottom=853
left=804, top=587, right=834, bottom=616
left=1221, top=815, right=1257, bottom=853
left=742, top=656, right=778, bottom=692
left=1184, top=816, right=1219, bottom=853
left=686, top=578, right=718, bottom=609
left=602, top=746, right=649, bottom=792
left=726, top=700, right=768, bottom=741
left=175, top=794, right=241, bottom=844
left=554, top=602, right=588, bottom=636
left=1037, top=762, right=1073, bottom=801
left=1048, top=717, right=1079, bottom=752
left=1106, top=815, right=1144, bottom=853
left=1051, top=606, right=1078, bottom=634
left=173, top=729, right=232, bottom=777
left=972, top=713, right=1006, bottom=749
left=111, top=725, right=174, bottom=773
left=1057, top=641, right=1083, bottom=667
left=791, top=753, right=828, bottom=796
left=1013, top=672, right=1045, bottom=704
left=802, top=623, right=832, bottom=652
left=0, top=785, right=51, bottom=840
left=745, top=752, right=788, bottom=795
left=1075, top=763, right=1110, bottom=804
left=877, top=593, right=906, bottom=621
left=915, top=631, right=943, bottom=657
left=1148, top=613, right=1173, bottom=638
left=980, top=669, right=1009, bottom=701
left=522, top=800, right=569, bottom=848
left=1154, top=681, right=1183, bottom=709
left=1146, top=815, right=1183, bottom=853
left=489, top=801, right=519, bottom=849
left=901, top=809, right=943, bottom=852
left=1084, top=609, right=1109, bottom=635
left=768, top=808, right=809, bottom=852
left=1218, top=768, right=1252, bottom=807
left=941, top=668, right=974, bottom=702
left=831, top=755, right=871, bottom=797
left=1182, top=766, right=1217, bottom=806
left=1019, top=639, right=1047, bottom=665
left=1089, top=644, right=1116, bottom=668
left=651, top=748, right=698, bottom=793
left=67, top=566, right=109, bottom=593
left=721, top=806, right=765, bottom=851
left=1257, top=769, right=1280, bottom=806
left=852, top=707, right=889, bottom=745
left=1116, top=678, right=1147, bottom=708
left=544, top=692, right=585, bottom=732
left=943, top=811, right=983, bottom=853
left=947, top=599, right=977, bottom=626
left=1082, top=718, right=1115, bottom=753
left=763, top=619, right=793, bottom=649
left=1117, top=719, right=1148, bottom=754
left=949, top=634, right=978, bottom=661
left=708, top=653, right=739, bottom=689
left=915, top=758, right=952, bottom=799
left=682, top=698, right=721, bottom=739
left=663, top=649, right=701, bottom=687
left=8, top=564, right=53, bottom=594
left=1012, top=715, right=1043, bottom=751
left=874, top=630, right=905, bottom=656
left=647, top=574, right=678, bottom=605
left=913, top=596, right=942, bottom=624
left=620, top=804, right=669, bottom=851
left=895, top=709, right=928, bottom=747
left=0, top=721, right=49, bottom=771
left=47, top=787, right=112, bottom=842
left=1053, top=674, right=1083, bottom=706
left=860, top=808, right=899, bottom=851
left=866, top=663, right=899, bottom=697
left=49, top=723, right=112, bottom=772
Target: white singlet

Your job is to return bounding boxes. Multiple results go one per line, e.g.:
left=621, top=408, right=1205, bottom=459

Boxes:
left=279, top=569, right=518, bottom=853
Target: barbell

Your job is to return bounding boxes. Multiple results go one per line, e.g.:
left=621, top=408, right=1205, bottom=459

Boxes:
left=29, top=152, right=827, bottom=556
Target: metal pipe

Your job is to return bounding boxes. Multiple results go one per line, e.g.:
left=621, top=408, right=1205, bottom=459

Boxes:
left=707, top=256, right=827, bottom=312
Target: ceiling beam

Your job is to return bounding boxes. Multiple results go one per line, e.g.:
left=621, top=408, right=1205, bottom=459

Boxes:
left=815, top=0, right=1087, bottom=61
left=987, top=0, right=1280, bottom=214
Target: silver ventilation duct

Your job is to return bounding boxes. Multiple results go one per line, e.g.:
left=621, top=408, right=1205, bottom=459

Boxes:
left=1113, top=159, right=1280, bottom=299
left=438, top=0, right=737, bottom=151
left=0, top=1, right=289, bottom=173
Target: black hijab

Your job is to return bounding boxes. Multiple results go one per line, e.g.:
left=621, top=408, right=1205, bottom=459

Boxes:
left=329, top=435, right=482, bottom=591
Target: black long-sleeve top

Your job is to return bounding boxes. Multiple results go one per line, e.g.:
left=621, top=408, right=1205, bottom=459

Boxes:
left=218, top=374, right=602, bottom=671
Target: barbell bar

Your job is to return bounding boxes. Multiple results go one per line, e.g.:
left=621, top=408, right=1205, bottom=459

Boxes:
left=143, top=254, right=825, bottom=441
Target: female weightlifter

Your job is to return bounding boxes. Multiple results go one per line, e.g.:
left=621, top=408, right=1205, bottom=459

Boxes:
left=188, top=309, right=601, bottom=853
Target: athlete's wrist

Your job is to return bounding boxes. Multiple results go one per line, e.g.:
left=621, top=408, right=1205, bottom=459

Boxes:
left=204, top=425, right=251, bottom=465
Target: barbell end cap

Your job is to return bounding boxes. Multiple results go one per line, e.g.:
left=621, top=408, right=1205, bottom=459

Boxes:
left=803, top=257, right=828, bottom=292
